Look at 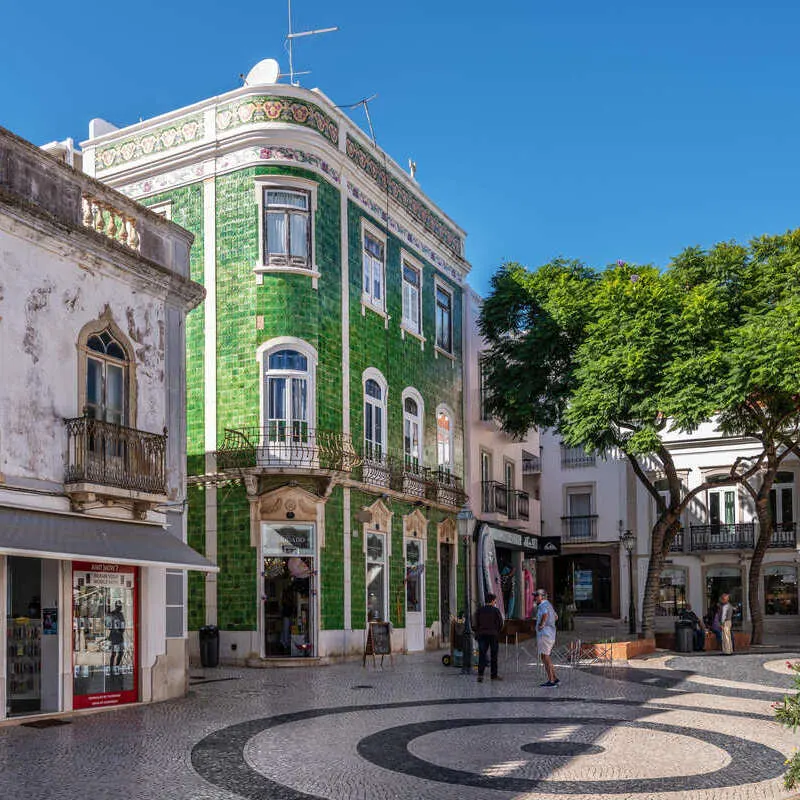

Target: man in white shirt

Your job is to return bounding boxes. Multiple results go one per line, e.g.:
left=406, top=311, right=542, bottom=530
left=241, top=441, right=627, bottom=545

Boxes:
left=535, top=588, right=559, bottom=687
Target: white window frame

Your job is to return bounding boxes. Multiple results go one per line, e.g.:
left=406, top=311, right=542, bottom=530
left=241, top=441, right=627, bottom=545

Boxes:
left=402, top=387, right=425, bottom=470
left=365, top=530, right=389, bottom=622
left=257, top=337, right=318, bottom=434
left=708, top=487, right=737, bottom=526
left=148, top=200, right=172, bottom=220
left=436, top=404, right=455, bottom=475
left=401, top=250, right=425, bottom=345
left=361, top=219, right=387, bottom=318
left=363, top=367, right=388, bottom=461
left=434, top=278, right=454, bottom=358
left=254, top=176, right=320, bottom=288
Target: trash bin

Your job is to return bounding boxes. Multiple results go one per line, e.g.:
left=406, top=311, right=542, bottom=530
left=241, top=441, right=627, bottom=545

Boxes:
left=199, top=625, right=220, bottom=668
left=674, top=619, right=693, bottom=653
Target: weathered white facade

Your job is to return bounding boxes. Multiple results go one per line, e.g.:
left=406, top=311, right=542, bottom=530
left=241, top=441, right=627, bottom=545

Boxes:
left=0, top=126, right=211, bottom=720
left=463, top=288, right=541, bottom=619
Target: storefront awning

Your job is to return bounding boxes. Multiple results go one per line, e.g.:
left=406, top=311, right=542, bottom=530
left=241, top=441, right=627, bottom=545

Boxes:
left=0, top=506, right=217, bottom=572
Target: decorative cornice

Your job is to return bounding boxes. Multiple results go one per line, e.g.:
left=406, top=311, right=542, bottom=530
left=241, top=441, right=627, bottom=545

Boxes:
left=95, top=115, right=205, bottom=173
left=345, top=135, right=462, bottom=258
left=216, top=95, right=339, bottom=146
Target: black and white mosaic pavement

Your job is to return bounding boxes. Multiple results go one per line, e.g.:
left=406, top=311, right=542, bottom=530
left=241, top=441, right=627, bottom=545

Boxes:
left=0, top=651, right=797, bottom=800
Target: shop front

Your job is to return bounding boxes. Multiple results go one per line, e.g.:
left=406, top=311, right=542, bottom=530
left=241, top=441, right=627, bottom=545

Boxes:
left=477, top=525, right=538, bottom=620
left=0, top=507, right=216, bottom=720
left=261, top=522, right=317, bottom=658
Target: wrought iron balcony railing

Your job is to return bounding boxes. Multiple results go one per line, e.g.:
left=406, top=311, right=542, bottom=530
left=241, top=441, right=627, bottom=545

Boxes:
left=689, top=523, right=755, bottom=551
left=522, top=454, right=541, bottom=474
left=768, top=522, right=797, bottom=548
left=481, top=481, right=509, bottom=515
left=516, top=490, right=530, bottom=521
left=668, top=528, right=685, bottom=552
left=64, top=416, right=167, bottom=495
left=216, top=426, right=360, bottom=473
left=560, top=445, right=595, bottom=468
left=560, top=514, right=598, bottom=541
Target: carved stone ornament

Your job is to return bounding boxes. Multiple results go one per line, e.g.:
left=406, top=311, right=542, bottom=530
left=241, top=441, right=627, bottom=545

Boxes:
left=403, top=508, right=428, bottom=540
left=438, top=517, right=457, bottom=544
left=258, top=485, right=319, bottom=522
left=364, top=499, right=392, bottom=533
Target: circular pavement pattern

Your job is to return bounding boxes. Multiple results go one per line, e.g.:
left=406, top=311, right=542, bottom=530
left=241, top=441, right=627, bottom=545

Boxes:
left=191, top=697, right=786, bottom=799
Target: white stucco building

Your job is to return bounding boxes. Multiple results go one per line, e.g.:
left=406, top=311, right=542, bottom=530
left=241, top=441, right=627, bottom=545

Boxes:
left=0, top=126, right=213, bottom=720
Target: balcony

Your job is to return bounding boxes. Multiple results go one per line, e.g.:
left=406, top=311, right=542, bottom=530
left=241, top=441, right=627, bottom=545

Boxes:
left=768, top=522, right=797, bottom=549
left=668, top=528, right=685, bottom=553
left=481, top=481, right=509, bottom=515
left=689, top=523, right=755, bottom=552
left=560, top=514, right=598, bottom=542
left=64, top=416, right=167, bottom=502
left=560, top=445, right=595, bottom=469
left=216, top=426, right=359, bottom=473
left=522, top=454, right=541, bottom=475
left=507, top=490, right=531, bottom=521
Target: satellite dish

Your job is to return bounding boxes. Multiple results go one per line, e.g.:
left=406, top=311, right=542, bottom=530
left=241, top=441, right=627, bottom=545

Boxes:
left=245, top=58, right=280, bottom=86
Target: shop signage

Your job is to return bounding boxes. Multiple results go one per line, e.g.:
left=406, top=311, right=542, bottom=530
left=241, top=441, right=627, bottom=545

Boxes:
left=486, top=526, right=539, bottom=553
left=574, top=569, right=593, bottom=601
left=536, top=536, right=562, bottom=556
left=262, top=523, right=315, bottom=556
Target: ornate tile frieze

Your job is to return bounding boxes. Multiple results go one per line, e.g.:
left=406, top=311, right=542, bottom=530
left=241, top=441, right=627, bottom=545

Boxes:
left=345, top=135, right=463, bottom=258
left=347, top=181, right=463, bottom=285
left=215, top=96, right=339, bottom=146
left=95, top=115, right=205, bottom=172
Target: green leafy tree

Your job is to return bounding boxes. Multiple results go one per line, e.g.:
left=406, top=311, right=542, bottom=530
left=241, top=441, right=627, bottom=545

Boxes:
left=775, top=661, right=800, bottom=788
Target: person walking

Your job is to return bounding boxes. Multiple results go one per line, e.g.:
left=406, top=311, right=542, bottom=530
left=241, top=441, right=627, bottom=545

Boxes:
left=719, top=592, right=734, bottom=655
left=474, top=592, right=504, bottom=683
left=535, top=588, right=559, bottom=687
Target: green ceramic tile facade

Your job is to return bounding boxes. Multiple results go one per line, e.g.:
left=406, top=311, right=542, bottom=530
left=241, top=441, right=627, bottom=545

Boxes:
left=320, top=486, right=344, bottom=630
left=186, top=483, right=206, bottom=630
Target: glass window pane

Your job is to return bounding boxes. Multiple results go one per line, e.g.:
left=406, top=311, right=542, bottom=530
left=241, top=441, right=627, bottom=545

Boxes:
left=403, top=263, right=420, bottom=286
left=782, top=488, right=793, bottom=523
left=365, top=379, right=382, bottom=400
left=166, top=571, right=183, bottom=606
left=87, top=358, right=102, bottom=406
left=87, top=335, right=105, bottom=354
left=106, top=364, right=124, bottom=417
left=373, top=260, right=382, bottom=302
left=268, top=377, right=286, bottom=420
left=375, top=407, right=383, bottom=447
left=724, top=491, right=735, bottom=524
left=709, top=493, right=720, bottom=525
left=364, top=235, right=383, bottom=260
left=404, top=397, right=418, bottom=415
left=289, top=213, right=308, bottom=259
left=267, top=212, right=287, bottom=254
left=570, top=493, right=591, bottom=516
left=292, top=378, right=308, bottom=422
left=269, top=350, right=307, bottom=371
left=365, top=402, right=373, bottom=444
left=165, top=606, right=184, bottom=638
left=267, top=190, right=308, bottom=209
left=367, top=563, right=385, bottom=621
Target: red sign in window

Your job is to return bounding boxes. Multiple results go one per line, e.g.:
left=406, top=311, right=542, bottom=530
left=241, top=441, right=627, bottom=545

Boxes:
left=72, top=562, right=138, bottom=709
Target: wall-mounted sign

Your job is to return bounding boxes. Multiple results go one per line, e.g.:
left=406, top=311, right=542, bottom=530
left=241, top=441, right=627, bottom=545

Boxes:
left=574, top=570, right=593, bottom=601
left=262, top=523, right=315, bottom=557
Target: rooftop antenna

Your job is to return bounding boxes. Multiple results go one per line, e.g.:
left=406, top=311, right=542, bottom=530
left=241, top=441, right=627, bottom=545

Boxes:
left=338, top=95, right=378, bottom=145
left=286, top=0, right=338, bottom=86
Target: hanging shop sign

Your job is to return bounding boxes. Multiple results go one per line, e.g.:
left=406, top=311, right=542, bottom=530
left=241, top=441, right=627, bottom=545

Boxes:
left=72, top=562, right=138, bottom=710
left=536, top=536, right=562, bottom=557
left=262, top=523, right=315, bottom=557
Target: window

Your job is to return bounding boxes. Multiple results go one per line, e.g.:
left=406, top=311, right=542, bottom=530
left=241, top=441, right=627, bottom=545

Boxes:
left=406, top=539, right=422, bottom=613
left=656, top=567, right=687, bottom=617
left=165, top=570, right=185, bottom=638
left=402, top=260, right=422, bottom=335
left=565, top=490, right=594, bottom=540
left=480, top=451, right=493, bottom=513
left=364, top=374, right=387, bottom=461
left=362, top=231, right=385, bottom=309
left=770, top=472, right=795, bottom=535
left=764, top=565, right=798, bottom=615
left=709, top=489, right=736, bottom=526
left=435, top=284, right=453, bottom=353
left=403, top=392, right=423, bottom=471
left=263, top=189, right=311, bottom=267
left=436, top=408, right=453, bottom=474
left=505, top=461, right=515, bottom=490
left=560, top=443, right=596, bottom=468
left=366, top=532, right=388, bottom=621
left=479, top=358, right=491, bottom=420
left=262, top=343, right=315, bottom=444
left=85, top=330, right=128, bottom=425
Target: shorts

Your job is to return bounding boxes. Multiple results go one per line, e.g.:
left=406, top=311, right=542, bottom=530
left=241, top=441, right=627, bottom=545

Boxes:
left=537, top=634, right=556, bottom=656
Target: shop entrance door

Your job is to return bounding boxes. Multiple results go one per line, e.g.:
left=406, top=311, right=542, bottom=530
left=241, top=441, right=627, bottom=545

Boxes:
left=6, top=556, right=60, bottom=717
left=405, top=539, right=425, bottom=652
left=439, top=543, right=453, bottom=646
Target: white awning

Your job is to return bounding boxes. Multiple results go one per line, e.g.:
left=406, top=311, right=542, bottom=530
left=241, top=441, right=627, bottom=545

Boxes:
left=0, top=506, right=217, bottom=572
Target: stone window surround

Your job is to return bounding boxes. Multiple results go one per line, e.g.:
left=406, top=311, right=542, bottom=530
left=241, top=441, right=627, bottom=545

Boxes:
left=363, top=367, right=389, bottom=455
left=400, top=248, right=425, bottom=348
left=433, top=276, right=455, bottom=360
left=256, top=337, right=318, bottom=432
left=253, top=175, right=321, bottom=289
left=360, top=218, right=389, bottom=327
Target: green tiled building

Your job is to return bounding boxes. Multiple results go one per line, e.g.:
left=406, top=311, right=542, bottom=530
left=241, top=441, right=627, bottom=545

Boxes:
left=82, top=64, right=471, bottom=661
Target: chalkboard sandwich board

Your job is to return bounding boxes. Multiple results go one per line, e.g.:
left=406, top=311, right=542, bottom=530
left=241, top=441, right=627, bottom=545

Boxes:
left=363, top=621, right=392, bottom=666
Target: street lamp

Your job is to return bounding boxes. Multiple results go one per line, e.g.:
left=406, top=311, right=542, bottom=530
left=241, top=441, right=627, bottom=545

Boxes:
left=620, top=529, right=637, bottom=636
left=456, top=505, right=475, bottom=675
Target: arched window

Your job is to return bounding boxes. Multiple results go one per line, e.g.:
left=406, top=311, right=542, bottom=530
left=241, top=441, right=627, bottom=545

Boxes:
left=363, top=371, right=387, bottom=462
left=402, top=388, right=424, bottom=472
left=85, top=329, right=129, bottom=425
left=436, top=407, right=453, bottom=475
left=261, top=341, right=316, bottom=443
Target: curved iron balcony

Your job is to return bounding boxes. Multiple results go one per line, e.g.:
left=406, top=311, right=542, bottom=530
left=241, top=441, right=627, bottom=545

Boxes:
left=64, top=416, right=167, bottom=495
left=216, top=426, right=361, bottom=473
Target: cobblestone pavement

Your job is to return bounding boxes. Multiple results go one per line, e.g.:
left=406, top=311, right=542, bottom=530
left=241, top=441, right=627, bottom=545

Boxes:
left=1, top=647, right=800, bottom=800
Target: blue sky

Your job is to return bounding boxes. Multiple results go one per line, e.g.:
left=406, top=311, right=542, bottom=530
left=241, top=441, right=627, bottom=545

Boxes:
left=2, top=0, right=799, bottom=294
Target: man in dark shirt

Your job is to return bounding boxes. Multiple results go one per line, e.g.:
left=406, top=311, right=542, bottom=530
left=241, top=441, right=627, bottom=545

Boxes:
left=679, top=604, right=706, bottom=651
left=474, top=592, right=504, bottom=682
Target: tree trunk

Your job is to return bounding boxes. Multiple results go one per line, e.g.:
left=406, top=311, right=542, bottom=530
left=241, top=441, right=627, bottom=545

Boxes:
left=749, top=494, right=772, bottom=646
left=640, top=521, right=669, bottom=640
